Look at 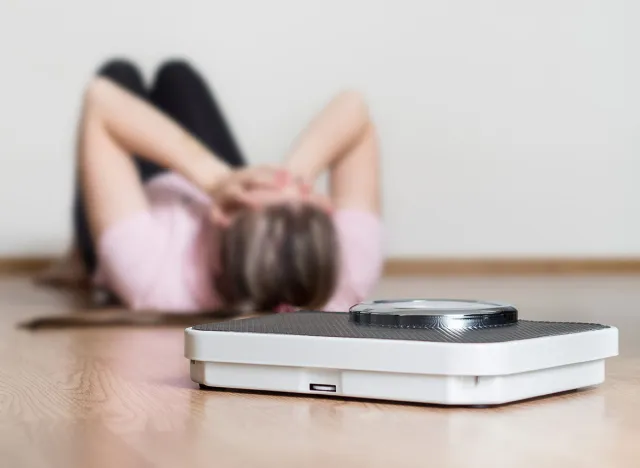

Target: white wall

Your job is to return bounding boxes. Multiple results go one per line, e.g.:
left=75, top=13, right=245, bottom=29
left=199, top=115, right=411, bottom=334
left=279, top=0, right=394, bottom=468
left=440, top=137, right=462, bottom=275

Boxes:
left=0, top=0, right=638, bottom=257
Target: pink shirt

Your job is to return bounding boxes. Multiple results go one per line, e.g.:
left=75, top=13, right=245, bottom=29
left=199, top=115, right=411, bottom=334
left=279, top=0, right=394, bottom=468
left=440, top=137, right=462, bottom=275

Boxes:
left=94, top=173, right=384, bottom=313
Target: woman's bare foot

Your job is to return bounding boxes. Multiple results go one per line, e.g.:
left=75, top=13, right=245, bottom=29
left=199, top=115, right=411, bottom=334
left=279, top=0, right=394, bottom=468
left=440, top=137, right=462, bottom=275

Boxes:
left=34, top=247, right=90, bottom=289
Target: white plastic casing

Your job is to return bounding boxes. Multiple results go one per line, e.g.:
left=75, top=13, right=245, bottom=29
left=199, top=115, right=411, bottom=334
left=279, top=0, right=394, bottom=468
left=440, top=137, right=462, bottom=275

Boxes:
left=184, top=326, right=618, bottom=405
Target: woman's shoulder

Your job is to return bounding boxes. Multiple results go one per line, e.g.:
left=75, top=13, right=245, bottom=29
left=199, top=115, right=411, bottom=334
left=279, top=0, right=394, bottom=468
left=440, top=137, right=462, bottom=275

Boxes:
left=332, top=208, right=383, bottom=247
left=333, top=208, right=382, bottom=228
left=95, top=174, right=216, bottom=311
left=325, top=208, right=384, bottom=311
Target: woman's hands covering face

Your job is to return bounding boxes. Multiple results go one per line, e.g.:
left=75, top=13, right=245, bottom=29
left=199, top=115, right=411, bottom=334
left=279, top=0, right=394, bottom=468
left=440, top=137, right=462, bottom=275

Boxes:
left=209, top=166, right=331, bottom=227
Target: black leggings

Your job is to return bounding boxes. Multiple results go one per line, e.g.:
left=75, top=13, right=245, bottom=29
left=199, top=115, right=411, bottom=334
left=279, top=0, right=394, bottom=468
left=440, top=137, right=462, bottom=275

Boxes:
left=73, top=58, right=246, bottom=273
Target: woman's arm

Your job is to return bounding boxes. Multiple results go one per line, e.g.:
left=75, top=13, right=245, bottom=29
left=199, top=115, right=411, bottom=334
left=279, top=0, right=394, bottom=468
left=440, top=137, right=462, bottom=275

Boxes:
left=86, top=78, right=232, bottom=194
left=79, top=78, right=234, bottom=240
left=284, top=91, right=380, bottom=214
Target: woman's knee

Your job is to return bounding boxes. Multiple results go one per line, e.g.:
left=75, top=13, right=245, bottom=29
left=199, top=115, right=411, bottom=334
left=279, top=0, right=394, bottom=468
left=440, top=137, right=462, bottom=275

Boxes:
left=96, top=59, right=145, bottom=94
left=154, top=59, right=203, bottom=88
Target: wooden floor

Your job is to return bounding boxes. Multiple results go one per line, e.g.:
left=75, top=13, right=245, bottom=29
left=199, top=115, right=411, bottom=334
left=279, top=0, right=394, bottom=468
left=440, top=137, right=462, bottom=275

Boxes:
left=1, top=275, right=639, bottom=468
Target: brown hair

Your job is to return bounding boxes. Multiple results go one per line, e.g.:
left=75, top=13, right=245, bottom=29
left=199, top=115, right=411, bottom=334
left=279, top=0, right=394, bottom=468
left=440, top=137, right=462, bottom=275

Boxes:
left=215, top=203, right=339, bottom=312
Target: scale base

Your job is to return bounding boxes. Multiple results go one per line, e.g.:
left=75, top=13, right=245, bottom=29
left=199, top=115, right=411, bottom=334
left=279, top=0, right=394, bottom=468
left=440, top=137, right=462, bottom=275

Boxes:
left=191, top=359, right=605, bottom=406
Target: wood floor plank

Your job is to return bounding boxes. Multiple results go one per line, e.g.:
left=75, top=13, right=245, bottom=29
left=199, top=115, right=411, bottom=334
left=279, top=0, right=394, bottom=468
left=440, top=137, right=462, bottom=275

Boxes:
left=0, top=276, right=639, bottom=467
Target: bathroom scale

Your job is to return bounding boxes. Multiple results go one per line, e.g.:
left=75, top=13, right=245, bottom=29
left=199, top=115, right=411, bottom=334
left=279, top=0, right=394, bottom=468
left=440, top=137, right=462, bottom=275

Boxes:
left=184, top=299, right=619, bottom=405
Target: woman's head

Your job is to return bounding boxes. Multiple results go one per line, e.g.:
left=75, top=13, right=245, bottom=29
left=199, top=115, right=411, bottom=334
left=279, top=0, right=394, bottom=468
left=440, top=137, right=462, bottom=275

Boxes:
left=214, top=202, right=339, bottom=313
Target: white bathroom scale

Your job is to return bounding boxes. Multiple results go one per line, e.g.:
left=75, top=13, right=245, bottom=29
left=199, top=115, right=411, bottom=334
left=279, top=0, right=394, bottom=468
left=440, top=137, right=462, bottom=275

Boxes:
left=184, top=299, right=619, bottom=405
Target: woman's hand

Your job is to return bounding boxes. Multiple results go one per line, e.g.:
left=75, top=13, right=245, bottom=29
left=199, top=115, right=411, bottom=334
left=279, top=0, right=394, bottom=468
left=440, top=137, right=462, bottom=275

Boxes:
left=209, top=166, right=285, bottom=226
left=209, top=165, right=331, bottom=226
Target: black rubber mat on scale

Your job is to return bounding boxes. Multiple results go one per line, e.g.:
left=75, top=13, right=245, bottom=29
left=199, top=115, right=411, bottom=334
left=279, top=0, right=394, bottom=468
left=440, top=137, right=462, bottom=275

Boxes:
left=191, top=312, right=610, bottom=343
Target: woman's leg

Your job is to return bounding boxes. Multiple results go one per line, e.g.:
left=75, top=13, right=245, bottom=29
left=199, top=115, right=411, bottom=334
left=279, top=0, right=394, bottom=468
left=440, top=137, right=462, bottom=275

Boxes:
left=149, top=59, right=246, bottom=168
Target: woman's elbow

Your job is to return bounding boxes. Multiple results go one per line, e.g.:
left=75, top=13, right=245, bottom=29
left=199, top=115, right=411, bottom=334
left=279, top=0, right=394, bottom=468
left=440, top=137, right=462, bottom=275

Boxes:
left=335, top=89, right=370, bottom=125
left=83, top=77, right=112, bottom=112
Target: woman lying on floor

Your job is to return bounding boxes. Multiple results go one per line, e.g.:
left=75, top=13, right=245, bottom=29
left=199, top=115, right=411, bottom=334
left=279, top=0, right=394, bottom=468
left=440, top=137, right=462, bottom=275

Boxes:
left=49, top=58, right=382, bottom=313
